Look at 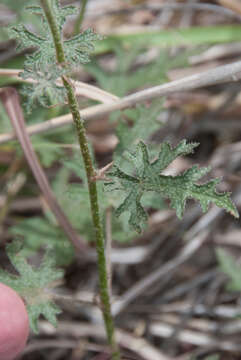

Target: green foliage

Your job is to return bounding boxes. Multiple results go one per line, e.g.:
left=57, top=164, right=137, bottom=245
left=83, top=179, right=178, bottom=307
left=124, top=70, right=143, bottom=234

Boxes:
left=204, top=356, right=219, bottom=360
left=1, top=0, right=38, bottom=19
left=0, top=0, right=41, bottom=36
left=21, top=105, right=75, bottom=167
left=61, top=154, right=136, bottom=242
left=94, top=25, right=241, bottom=55
left=0, top=102, right=12, bottom=133
left=216, top=248, right=241, bottom=291
left=115, top=101, right=163, bottom=160
left=63, top=29, right=102, bottom=65
left=32, top=139, right=65, bottom=167
left=20, top=63, right=66, bottom=113
left=85, top=43, right=141, bottom=97
left=113, top=101, right=167, bottom=194
left=106, top=141, right=238, bottom=233
left=0, top=241, right=63, bottom=333
left=10, top=151, right=136, bottom=265
left=10, top=217, right=74, bottom=266
left=191, top=355, right=219, bottom=360
left=27, top=2, right=76, bottom=33
left=85, top=44, right=188, bottom=97
left=10, top=1, right=98, bottom=67
left=9, top=0, right=101, bottom=111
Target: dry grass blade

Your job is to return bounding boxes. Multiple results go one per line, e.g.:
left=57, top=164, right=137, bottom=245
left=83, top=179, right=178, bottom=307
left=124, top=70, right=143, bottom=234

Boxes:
left=112, top=231, right=208, bottom=316
left=39, top=321, right=172, bottom=360
left=0, top=87, right=86, bottom=253
left=1, top=60, right=241, bottom=144
left=217, top=0, right=241, bottom=16
left=150, top=321, right=241, bottom=351
left=0, top=68, right=119, bottom=103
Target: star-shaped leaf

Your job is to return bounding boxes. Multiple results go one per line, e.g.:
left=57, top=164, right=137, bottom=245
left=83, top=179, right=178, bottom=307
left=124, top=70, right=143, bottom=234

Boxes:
left=20, top=63, right=66, bottom=112
left=9, top=0, right=101, bottom=111
left=10, top=1, right=101, bottom=69
left=10, top=24, right=55, bottom=68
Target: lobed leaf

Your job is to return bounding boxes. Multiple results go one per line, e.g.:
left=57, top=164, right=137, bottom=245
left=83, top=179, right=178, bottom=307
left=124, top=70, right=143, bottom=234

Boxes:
left=107, top=141, right=239, bottom=232
left=20, top=63, right=66, bottom=113
left=115, top=102, right=164, bottom=160
left=9, top=0, right=100, bottom=112
left=64, top=29, right=102, bottom=66
left=10, top=24, right=45, bottom=50
left=0, top=241, right=63, bottom=333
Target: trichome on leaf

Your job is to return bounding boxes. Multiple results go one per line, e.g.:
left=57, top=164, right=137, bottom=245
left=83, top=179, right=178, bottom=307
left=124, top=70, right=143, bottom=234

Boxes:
left=106, top=140, right=239, bottom=233
left=0, top=241, right=63, bottom=333
left=9, top=0, right=101, bottom=112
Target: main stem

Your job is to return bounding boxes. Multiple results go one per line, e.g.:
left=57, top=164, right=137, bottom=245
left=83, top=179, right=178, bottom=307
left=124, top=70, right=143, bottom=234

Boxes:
left=40, top=1, right=120, bottom=359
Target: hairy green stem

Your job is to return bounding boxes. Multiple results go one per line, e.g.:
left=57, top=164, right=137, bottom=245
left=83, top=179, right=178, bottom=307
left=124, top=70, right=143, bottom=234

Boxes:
left=40, top=1, right=120, bottom=359
left=74, top=0, right=88, bottom=36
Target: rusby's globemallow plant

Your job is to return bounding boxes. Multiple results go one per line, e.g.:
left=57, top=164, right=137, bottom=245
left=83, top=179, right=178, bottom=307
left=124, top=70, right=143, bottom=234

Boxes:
left=0, top=1, right=239, bottom=360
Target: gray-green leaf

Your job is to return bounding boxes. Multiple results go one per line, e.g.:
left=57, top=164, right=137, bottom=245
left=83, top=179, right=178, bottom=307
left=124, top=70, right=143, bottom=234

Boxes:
left=107, top=141, right=238, bottom=232
left=0, top=241, right=63, bottom=333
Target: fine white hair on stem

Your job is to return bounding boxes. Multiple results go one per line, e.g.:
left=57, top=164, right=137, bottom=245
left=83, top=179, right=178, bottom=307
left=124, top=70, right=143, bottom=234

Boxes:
left=105, top=207, right=113, bottom=299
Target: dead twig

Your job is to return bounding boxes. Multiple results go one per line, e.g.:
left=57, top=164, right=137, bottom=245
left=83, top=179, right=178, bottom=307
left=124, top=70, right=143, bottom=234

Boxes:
left=0, top=173, right=26, bottom=231
left=39, top=321, right=173, bottom=360
left=0, top=87, right=86, bottom=253
left=217, top=0, right=241, bottom=16
left=150, top=321, right=241, bottom=351
left=112, top=231, right=208, bottom=316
